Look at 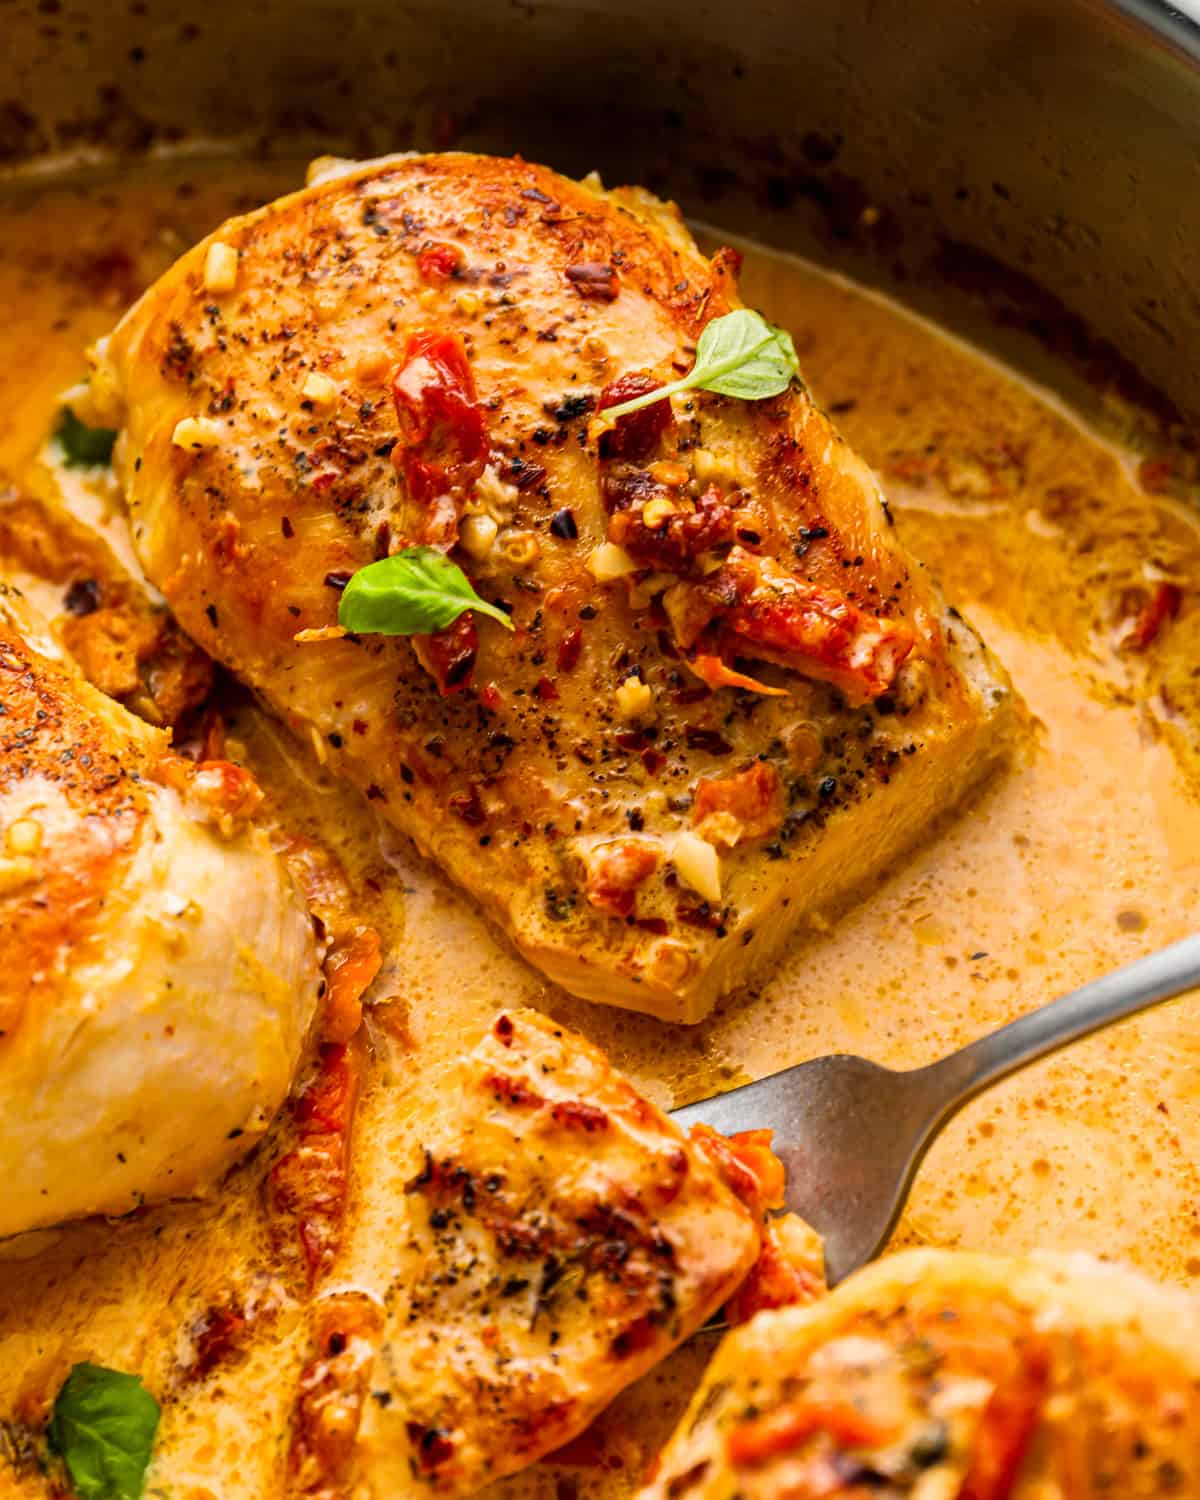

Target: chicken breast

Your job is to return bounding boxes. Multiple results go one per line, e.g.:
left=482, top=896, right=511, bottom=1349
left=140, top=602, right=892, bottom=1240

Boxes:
left=639, top=1247, right=1200, bottom=1499
left=288, top=1008, right=763, bottom=1498
left=100, top=151, right=1016, bottom=1022
left=0, top=580, right=321, bottom=1239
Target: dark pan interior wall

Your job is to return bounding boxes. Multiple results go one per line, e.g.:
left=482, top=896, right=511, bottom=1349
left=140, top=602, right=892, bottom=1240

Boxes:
left=2, top=0, right=1198, bottom=431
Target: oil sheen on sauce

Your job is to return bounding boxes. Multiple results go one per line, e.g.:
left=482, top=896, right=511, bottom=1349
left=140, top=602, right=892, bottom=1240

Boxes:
left=0, top=161, right=1196, bottom=1498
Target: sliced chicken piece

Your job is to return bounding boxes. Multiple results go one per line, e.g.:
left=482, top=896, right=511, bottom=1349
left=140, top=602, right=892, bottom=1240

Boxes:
left=100, top=151, right=1016, bottom=1022
left=640, top=1247, right=1200, bottom=1499
left=0, top=581, right=321, bottom=1239
left=288, top=1009, right=763, bottom=1498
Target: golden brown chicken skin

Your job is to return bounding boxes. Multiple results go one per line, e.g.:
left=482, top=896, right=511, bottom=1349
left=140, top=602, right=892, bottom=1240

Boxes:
left=284, top=1008, right=763, bottom=1498
left=639, top=1248, right=1200, bottom=1500
left=100, top=152, right=1015, bottom=1022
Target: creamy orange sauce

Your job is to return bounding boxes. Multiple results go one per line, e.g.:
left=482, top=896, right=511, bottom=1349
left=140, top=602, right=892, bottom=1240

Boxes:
left=0, top=159, right=1197, bottom=1497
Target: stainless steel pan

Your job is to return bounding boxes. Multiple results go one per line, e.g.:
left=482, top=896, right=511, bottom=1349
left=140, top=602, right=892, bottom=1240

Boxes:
left=2, top=0, right=1199, bottom=437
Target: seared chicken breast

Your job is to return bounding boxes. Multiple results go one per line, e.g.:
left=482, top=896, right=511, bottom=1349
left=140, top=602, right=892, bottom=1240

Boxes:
left=0, top=582, right=321, bottom=1239
left=289, top=1008, right=763, bottom=1498
left=640, top=1248, right=1200, bottom=1499
left=100, top=152, right=1015, bottom=1020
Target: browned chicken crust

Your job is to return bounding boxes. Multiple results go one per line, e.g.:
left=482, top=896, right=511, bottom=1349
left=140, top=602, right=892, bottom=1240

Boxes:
left=639, top=1248, right=1200, bottom=1500
left=293, top=1008, right=762, bottom=1497
left=102, top=152, right=1015, bottom=1019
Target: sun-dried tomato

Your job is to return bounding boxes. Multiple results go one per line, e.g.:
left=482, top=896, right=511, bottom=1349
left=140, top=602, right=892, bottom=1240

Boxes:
left=391, top=330, right=488, bottom=535
left=727, top=1397, right=891, bottom=1467
left=585, top=838, right=660, bottom=917
left=608, top=485, right=736, bottom=572
left=267, top=1041, right=363, bottom=1287
left=416, top=242, right=463, bottom=282
left=597, top=372, right=675, bottom=462
left=414, top=612, right=478, bottom=696
left=666, top=548, right=913, bottom=702
left=693, top=762, right=784, bottom=843
left=959, top=1345, right=1050, bottom=1500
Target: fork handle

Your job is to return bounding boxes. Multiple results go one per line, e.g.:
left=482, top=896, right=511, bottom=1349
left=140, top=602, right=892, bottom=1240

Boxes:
left=919, top=934, right=1200, bottom=1116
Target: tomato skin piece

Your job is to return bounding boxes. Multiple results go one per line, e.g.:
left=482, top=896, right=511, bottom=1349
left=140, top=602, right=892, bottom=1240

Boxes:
left=390, top=330, right=488, bottom=539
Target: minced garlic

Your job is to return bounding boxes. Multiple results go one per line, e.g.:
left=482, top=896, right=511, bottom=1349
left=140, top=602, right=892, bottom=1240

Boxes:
left=588, top=541, right=638, bottom=581
left=301, top=371, right=340, bottom=407
left=642, top=496, right=678, bottom=528
left=459, top=514, right=499, bottom=560
left=171, top=416, right=223, bottom=449
left=5, top=819, right=42, bottom=856
left=203, top=241, right=239, bottom=294
left=672, top=831, right=722, bottom=904
left=614, top=675, right=654, bottom=722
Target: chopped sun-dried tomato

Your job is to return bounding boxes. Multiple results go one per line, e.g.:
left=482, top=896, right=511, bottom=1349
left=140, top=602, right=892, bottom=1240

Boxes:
left=597, top=371, right=675, bottom=462
left=724, top=1214, right=825, bottom=1325
left=391, top=329, right=488, bottom=542
left=584, top=838, right=661, bottom=917
left=412, top=611, right=478, bottom=695
left=1120, top=581, right=1183, bottom=652
left=289, top=1295, right=382, bottom=1494
left=608, top=485, right=736, bottom=572
left=666, top=547, right=913, bottom=702
left=689, top=1124, right=786, bottom=1216
left=689, top=654, right=785, bottom=697
left=693, top=762, right=785, bottom=843
left=959, top=1344, right=1050, bottom=1500
left=322, top=925, right=381, bottom=1044
left=727, top=1397, right=891, bottom=1467
left=416, top=241, right=464, bottom=282
left=267, top=1041, right=363, bottom=1287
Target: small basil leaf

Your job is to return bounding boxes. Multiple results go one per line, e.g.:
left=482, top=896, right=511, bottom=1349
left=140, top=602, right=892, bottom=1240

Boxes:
left=48, top=1363, right=160, bottom=1500
left=692, top=309, right=799, bottom=400
left=598, top=308, right=799, bottom=424
left=54, top=408, right=117, bottom=468
left=337, top=546, right=515, bottom=636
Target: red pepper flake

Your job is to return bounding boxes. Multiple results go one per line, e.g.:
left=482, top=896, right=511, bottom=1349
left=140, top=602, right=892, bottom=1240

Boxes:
left=484, top=1072, right=546, bottom=1108
left=493, top=1014, right=515, bottom=1046
left=535, top=675, right=559, bottom=701
left=565, top=260, right=619, bottom=301
left=557, top=627, right=583, bottom=673
left=480, top=680, right=504, bottom=710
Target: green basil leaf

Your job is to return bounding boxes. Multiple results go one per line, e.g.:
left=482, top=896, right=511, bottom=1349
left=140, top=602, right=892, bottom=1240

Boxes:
left=598, top=308, right=799, bottom=424
left=690, top=308, right=799, bottom=400
left=337, top=546, right=515, bottom=636
left=54, top=407, right=117, bottom=468
left=48, top=1363, right=160, bottom=1500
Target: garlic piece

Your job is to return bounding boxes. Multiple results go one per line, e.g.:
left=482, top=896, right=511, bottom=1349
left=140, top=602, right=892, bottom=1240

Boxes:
left=301, top=371, right=340, bottom=407
left=203, top=241, right=239, bottom=295
left=614, top=676, right=654, bottom=722
left=672, top=831, right=722, bottom=904
left=588, top=542, right=638, bottom=581
left=6, top=819, right=42, bottom=856
left=171, top=417, right=223, bottom=449
left=459, top=513, right=499, bottom=561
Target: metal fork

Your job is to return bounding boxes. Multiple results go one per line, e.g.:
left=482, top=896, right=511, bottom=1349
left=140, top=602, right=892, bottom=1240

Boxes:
left=673, top=935, right=1200, bottom=1285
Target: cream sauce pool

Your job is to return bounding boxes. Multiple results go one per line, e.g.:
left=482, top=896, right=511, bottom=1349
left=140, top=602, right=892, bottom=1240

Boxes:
left=0, top=159, right=1197, bottom=1496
